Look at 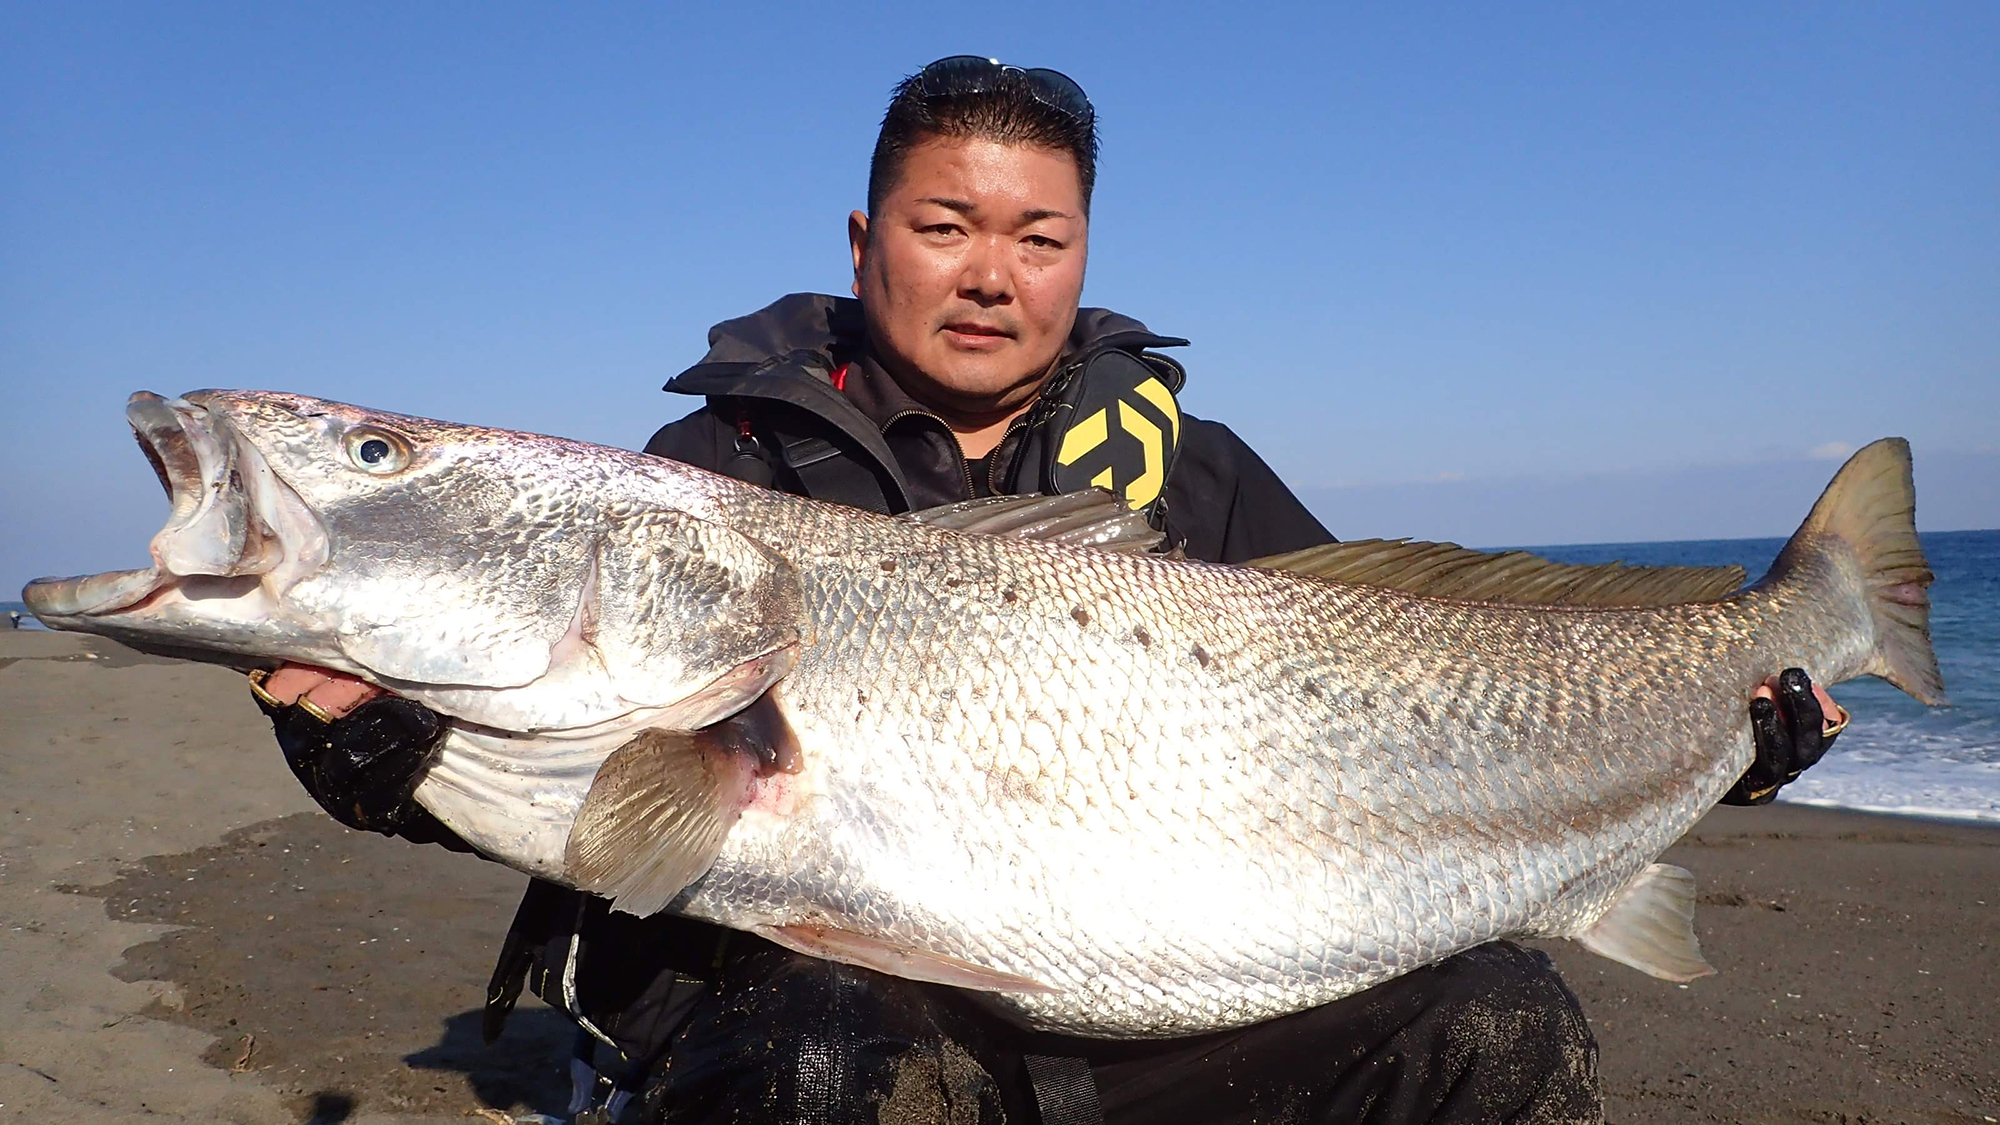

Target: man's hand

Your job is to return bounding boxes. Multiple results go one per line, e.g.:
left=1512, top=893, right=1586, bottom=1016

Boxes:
left=1721, top=668, right=1847, bottom=806
left=250, top=663, right=448, bottom=836
left=256, top=664, right=385, bottom=720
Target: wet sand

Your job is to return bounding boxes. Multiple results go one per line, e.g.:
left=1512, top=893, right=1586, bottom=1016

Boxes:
left=2, top=629, right=1995, bottom=1123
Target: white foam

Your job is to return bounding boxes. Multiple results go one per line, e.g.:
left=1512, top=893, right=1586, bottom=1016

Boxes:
left=1777, top=735, right=2000, bottom=824
left=1782, top=797, right=2000, bottom=824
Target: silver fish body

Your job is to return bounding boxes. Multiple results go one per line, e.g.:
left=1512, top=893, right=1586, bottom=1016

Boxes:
left=624, top=489, right=1911, bottom=1034
left=25, top=391, right=1943, bottom=1037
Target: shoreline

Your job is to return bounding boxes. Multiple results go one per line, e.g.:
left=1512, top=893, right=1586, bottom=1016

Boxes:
left=1782, top=797, right=2000, bottom=828
left=3, top=630, right=1996, bottom=1123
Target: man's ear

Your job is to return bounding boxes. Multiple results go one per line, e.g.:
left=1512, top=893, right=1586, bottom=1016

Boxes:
left=848, top=210, right=870, bottom=298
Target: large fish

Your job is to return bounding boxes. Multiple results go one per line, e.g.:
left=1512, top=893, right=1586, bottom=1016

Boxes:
left=26, top=391, right=1943, bottom=1038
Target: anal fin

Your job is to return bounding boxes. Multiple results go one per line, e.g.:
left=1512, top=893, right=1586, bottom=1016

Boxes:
left=756, top=923, right=1056, bottom=995
left=1574, top=863, right=1716, bottom=982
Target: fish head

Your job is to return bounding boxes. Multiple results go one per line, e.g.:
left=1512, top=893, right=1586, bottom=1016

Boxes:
left=25, top=390, right=803, bottom=736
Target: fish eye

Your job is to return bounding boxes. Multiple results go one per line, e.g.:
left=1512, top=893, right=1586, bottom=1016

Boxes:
left=344, top=427, right=412, bottom=474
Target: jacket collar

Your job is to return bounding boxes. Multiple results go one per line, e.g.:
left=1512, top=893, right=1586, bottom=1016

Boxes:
left=663, top=292, right=1177, bottom=428
left=660, top=293, right=1186, bottom=510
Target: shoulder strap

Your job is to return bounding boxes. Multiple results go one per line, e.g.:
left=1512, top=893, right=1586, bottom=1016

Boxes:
left=679, top=350, right=915, bottom=512
left=715, top=395, right=908, bottom=514
left=773, top=431, right=904, bottom=513
left=1023, top=1054, right=1105, bottom=1125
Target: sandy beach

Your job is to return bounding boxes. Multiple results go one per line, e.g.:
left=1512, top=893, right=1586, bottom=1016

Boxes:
left=2, top=628, right=1995, bottom=1124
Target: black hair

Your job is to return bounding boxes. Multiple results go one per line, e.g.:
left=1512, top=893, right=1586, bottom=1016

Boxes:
left=866, top=71, right=1100, bottom=217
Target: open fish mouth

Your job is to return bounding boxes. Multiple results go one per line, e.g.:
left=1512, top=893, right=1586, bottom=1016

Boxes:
left=23, top=392, right=326, bottom=640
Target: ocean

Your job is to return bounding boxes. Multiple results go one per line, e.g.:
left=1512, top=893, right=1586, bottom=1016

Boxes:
left=6, top=529, right=1995, bottom=821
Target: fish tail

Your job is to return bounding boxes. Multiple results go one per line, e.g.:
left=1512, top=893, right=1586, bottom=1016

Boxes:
left=1573, top=443, right=1943, bottom=981
left=1760, top=438, right=1945, bottom=705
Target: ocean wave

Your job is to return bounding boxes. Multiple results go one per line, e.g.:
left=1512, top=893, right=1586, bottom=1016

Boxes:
left=1829, top=714, right=1998, bottom=764
left=1779, top=749, right=2000, bottom=824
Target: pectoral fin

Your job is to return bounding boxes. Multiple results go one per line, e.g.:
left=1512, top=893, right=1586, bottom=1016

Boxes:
left=1574, top=863, right=1716, bottom=982
left=756, top=923, right=1056, bottom=994
left=565, top=729, right=742, bottom=918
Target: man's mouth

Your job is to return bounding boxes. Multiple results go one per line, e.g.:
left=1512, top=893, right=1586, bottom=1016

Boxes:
left=941, top=322, right=1016, bottom=348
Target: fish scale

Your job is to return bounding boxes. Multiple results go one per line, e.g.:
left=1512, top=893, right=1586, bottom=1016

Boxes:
left=24, top=391, right=1941, bottom=1039
left=654, top=494, right=1780, bottom=1033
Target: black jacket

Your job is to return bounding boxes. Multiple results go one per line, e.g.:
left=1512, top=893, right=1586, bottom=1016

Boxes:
left=642, top=292, right=1331, bottom=565
left=495, top=293, right=1335, bottom=1065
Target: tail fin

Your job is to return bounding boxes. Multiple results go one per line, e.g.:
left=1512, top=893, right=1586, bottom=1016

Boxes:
left=1763, top=438, right=1945, bottom=704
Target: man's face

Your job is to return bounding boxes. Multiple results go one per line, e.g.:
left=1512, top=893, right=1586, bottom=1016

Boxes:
left=850, top=136, right=1088, bottom=419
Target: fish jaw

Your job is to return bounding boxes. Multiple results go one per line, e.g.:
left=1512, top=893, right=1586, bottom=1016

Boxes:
left=23, top=392, right=341, bottom=669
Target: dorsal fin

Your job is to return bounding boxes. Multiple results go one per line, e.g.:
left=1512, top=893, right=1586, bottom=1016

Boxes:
left=1250, top=538, right=1747, bottom=607
left=903, top=491, right=1166, bottom=556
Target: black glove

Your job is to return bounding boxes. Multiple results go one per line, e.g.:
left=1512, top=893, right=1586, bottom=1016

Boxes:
left=1721, top=667, right=1844, bottom=806
left=250, top=674, right=465, bottom=847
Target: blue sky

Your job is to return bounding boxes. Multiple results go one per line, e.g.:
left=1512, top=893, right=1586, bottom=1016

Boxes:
left=4, top=2, right=1996, bottom=594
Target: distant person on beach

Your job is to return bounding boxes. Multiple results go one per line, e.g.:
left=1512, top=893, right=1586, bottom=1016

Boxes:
left=250, top=57, right=1850, bottom=1125
left=6, top=611, right=21, bottom=629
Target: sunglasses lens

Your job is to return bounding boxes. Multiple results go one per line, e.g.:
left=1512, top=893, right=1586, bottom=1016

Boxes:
left=1022, top=68, right=1091, bottom=122
left=917, top=56, right=1003, bottom=98
left=914, top=56, right=1092, bottom=124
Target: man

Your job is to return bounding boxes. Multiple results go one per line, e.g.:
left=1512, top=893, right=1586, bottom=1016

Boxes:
left=257, top=58, right=1844, bottom=1124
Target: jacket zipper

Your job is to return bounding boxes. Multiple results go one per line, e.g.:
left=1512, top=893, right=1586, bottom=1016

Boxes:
left=881, top=407, right=979, bottom=500
left=989, top=413, right=1033, bottom=496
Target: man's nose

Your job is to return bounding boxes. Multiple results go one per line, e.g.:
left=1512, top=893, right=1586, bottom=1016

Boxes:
left=956, top=236, right=1013, bottom=304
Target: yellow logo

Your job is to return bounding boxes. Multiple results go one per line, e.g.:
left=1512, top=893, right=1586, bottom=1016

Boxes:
left=1053, top=376, right=1181, bottom=509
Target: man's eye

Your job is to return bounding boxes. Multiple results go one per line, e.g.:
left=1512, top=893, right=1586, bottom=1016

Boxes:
left=1025, top=236, right=1063, bottom=249
left=923, top=224, right=963, bottom=236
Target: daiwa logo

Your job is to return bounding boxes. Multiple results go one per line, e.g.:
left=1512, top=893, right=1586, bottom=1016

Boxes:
left=1052, top=376, right=1180, bottom=509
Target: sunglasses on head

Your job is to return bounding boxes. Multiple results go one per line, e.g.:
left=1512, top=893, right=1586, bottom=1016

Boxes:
left=914, top=55, right=1094, bottom=125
